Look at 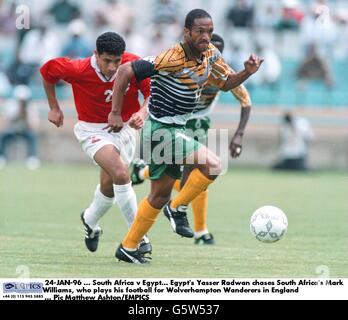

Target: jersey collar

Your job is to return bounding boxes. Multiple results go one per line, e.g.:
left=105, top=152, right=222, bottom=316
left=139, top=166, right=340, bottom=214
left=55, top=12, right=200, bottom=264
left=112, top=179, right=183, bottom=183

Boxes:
left=90, top=54, right=117, bottom=83
left=181, top=42, right=206, bottom=65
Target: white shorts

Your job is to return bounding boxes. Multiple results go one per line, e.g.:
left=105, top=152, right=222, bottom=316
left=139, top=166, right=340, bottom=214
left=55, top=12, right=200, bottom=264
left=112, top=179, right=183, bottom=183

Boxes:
left=74, top=121, right=136, bottom=166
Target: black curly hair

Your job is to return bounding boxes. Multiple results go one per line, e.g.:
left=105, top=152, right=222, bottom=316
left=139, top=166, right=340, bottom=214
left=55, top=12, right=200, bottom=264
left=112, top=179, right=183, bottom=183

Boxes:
left=96, top=32, right=126, bottom=56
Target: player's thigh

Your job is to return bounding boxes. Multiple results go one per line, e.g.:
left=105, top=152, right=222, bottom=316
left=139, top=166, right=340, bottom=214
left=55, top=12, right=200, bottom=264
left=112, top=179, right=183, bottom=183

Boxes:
left=94, top=145, right=129, bottom=182
left=74, top=122, right=136, bottom=168
left=184, top=144, right=221, bottom=171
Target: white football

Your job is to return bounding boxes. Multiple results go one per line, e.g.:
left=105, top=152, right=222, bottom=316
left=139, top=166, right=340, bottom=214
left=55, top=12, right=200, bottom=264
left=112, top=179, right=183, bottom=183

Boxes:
left=250, top=206, right=288, bottom=243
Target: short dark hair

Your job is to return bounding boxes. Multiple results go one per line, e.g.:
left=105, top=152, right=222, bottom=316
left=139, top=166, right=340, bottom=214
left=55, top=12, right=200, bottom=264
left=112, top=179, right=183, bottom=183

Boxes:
left=211, top=33, right=225, bottom=52
left=185, top=9, right=212, bottom=29
left=96, top=32, right=126, bottom=56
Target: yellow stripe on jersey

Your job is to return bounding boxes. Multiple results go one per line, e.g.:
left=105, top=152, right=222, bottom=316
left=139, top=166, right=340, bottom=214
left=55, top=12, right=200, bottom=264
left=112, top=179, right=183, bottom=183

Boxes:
left=193, top=70, right=251, bottom=118
left=154, top=46, right=187, bottom=73
left=149, top=43, right=233, bottom=125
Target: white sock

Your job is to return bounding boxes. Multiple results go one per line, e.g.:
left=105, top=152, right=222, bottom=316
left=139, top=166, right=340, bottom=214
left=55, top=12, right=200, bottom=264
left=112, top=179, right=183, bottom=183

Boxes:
left=194, top=230, right=209, bottom=239
left=122, top=246, right=136, bottom=252
left=113, top=182, right=137, bottom=228
left=84, top=185, right=114, bottom=229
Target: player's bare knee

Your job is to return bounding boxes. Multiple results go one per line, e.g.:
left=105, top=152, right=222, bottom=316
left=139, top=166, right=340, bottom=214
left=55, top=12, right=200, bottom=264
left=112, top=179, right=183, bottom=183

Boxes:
left=113, top=168, right=130, bottom=185
left=199, top=155, right=221, bottom=178
left=209, top=156, right=222, bottom=176
left=148, top=193, right=171, bottom=209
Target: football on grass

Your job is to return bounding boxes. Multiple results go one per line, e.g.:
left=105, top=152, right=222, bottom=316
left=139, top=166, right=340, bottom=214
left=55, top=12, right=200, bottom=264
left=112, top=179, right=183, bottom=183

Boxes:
left=250, top=206, right=288, bottom=243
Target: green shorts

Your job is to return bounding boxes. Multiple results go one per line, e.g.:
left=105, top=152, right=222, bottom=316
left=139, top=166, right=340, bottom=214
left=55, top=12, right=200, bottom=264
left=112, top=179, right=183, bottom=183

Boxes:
left=142, top=118, right=202, bottom=180
left=185, top=117, right=211, bottom=144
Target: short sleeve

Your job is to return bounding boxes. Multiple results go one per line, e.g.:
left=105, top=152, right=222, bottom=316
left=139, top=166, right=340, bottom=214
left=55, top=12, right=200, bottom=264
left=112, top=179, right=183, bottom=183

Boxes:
left=132, top=58, right=157, bottom=81
left=40, top=57, right=81, bottom=84
left=131, top=45, right=185, bottom=81
left=209, top=49, right=233, bottom=89
left=152, top=45, right=186, bottom=74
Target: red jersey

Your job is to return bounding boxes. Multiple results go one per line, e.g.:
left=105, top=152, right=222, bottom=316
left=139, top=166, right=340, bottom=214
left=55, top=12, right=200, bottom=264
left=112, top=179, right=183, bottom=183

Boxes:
left=40, top=52, right=150, bottom=123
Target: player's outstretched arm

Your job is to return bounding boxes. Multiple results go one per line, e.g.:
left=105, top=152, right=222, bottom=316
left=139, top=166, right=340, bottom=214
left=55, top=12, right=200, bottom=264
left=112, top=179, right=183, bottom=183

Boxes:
left=222, top=54, right=264, bottom=92
left=42, top=78, right=64, bottom=128
left=229, top=106, right=251, bottom=158
left=229, top=85, right=252, bottom=158
left=105, top=62, right=134, bottom=133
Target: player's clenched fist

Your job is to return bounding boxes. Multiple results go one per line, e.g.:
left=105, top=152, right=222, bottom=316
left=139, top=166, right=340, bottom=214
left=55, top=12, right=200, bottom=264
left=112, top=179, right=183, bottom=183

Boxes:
left=48, top=108, right=64, bottom=128
left=244, top=54, right=264, bottom=75
left=229, top=134, right=243, bottom=158
left=104, top=112, right=123, bottom=133
left=129, top=111, right=144, bottom=130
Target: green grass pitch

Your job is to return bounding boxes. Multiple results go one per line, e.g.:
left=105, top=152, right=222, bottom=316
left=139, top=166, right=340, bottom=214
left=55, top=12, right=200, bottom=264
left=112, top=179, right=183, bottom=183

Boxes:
left=0, top=165, right=347, bottom=278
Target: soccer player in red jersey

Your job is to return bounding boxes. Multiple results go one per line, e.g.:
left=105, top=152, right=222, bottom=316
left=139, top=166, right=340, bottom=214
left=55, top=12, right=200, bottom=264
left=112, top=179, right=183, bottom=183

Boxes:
left=40, top=32, right=152, bottom=255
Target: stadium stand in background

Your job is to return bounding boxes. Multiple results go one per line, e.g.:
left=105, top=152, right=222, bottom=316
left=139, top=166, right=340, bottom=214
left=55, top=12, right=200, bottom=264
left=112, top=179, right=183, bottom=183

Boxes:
left=0, top=0, right=347, bottom=169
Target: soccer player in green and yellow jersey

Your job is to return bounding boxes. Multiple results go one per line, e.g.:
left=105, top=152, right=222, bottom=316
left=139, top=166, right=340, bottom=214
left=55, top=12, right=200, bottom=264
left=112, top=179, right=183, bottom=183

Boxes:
left=105, top=9, right=262, bottom=263
left=131, top=33, right=252, bottom=246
